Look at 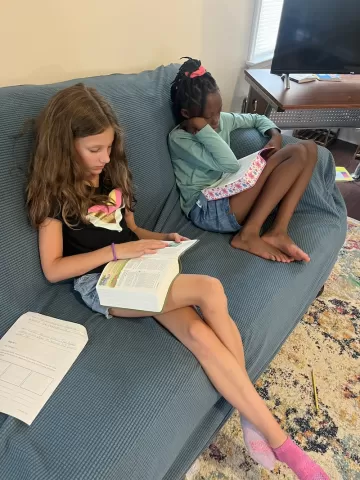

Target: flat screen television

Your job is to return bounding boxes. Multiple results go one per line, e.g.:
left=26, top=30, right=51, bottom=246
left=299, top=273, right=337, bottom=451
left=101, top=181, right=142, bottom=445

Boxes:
left=271, top=0, right=360, bottom=75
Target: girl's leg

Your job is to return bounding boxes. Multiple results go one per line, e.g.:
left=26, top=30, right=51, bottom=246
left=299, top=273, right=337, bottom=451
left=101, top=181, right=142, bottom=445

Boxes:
left=154, top=308, right=328, bottom=479
left=170, top=276, right=247, bottom=369
left=262, top=140, right=317, bottom=257
left=155, top=305, right=287, bottom=448
left=111, top=275, right=286, bottom=447
left=111, top=275, right=246, bottom=368
left=229, top=141, right=317, bottom=262
left=111, top=275, right=284, bottom=444
left=109, top=275, right=329, bottom=478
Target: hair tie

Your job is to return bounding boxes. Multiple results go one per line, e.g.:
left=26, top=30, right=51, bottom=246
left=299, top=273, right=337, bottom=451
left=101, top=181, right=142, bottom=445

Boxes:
left=185, top=66, right=207, bottom=79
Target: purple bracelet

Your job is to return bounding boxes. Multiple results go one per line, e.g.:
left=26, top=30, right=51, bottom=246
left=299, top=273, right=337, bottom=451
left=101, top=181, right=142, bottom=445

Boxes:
left=111, top=243, right=117, bottom=261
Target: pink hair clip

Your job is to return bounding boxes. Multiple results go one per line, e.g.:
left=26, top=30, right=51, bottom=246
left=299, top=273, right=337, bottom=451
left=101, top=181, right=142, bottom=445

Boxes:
left=185, top=66, right=207, bottom=79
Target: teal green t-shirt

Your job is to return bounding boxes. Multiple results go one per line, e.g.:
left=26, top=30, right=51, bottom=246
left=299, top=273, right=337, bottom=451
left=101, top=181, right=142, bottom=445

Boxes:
left=168, top=112, right=278, bottom=215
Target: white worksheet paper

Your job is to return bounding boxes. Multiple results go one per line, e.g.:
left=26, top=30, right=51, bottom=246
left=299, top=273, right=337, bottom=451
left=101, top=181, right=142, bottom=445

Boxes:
left=0, top=312, right=88, bottom=425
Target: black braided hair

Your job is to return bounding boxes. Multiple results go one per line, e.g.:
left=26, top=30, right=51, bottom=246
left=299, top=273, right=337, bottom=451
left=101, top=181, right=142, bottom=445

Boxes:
left=170, top=57, right=218, bottom=124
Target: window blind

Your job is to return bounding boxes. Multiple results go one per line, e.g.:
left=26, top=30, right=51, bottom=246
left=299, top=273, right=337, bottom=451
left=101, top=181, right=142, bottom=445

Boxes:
left=248, top=0, right=284, bottom=65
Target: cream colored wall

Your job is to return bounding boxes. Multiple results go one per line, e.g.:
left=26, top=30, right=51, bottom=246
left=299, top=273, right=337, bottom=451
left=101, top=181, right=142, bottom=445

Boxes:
left=2, top=0, right=254, bottom=111
left=1, top=0, right=203, bottom=87
left=202, top=0, right=254, bottom=111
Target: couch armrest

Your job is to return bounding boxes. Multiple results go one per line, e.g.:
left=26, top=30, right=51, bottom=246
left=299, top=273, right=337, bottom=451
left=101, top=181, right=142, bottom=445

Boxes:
left=230, top=128, right=305, bottom=158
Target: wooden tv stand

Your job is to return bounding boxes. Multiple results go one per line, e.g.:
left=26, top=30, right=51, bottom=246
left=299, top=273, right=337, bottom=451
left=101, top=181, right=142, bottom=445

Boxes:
left=244, top=69, right=360, bottom=129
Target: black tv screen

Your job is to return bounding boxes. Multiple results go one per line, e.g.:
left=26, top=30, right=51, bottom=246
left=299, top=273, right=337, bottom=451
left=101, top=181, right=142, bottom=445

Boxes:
left=271, top=0, right=360, bottom=75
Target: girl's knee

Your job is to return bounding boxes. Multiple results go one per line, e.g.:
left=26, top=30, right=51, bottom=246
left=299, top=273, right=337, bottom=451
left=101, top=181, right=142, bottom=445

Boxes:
left=288, top=143, right=309, bottom=167
left=267, top=143, right=306, bottom=169
left=299, top=140, right=318, bottom=161
left=300, top=139, right=317, bottom=150
left=201, top=276, right=226, bottom=297
left=293, top=142, right=308, bottom=157
left=187, top=319, right=205, bottom=342
left=186, top=318, right=213, bottom=355
left=197, top=276, right=228, bottom=310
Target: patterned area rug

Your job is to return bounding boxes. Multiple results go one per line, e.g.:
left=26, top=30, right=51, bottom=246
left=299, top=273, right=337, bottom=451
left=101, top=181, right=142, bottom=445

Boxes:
left=186, top=217, right=360, bottom=480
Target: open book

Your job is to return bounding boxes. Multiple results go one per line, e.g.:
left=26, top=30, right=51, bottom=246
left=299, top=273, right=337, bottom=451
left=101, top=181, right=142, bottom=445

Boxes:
left=96, top=239, right=198, bottom=312
left=0, top=312, right=88, bottom=425
left=202, top=147, right=275, bottom=200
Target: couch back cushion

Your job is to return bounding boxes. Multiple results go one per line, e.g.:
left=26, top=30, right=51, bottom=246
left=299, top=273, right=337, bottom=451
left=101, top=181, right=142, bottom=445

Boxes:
left=0, top=65, right=179, bottom=331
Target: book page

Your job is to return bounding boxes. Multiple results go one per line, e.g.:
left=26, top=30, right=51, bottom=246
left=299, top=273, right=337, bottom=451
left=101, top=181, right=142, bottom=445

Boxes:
left=117, top=271, right=162, bottom=289
left=115, top=240, right=198, bottom=292
left=0, top=312, right=88, bottom=425
left=117, top=258, right=171, bottom=290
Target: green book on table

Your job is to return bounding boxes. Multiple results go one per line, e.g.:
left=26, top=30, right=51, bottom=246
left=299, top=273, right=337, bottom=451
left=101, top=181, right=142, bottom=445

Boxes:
left=335, top=167, right=353, bottom=182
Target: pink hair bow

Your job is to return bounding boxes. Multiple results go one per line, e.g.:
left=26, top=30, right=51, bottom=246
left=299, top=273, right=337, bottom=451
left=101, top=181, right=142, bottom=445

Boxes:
left=185, top=66, right=207, bottom=79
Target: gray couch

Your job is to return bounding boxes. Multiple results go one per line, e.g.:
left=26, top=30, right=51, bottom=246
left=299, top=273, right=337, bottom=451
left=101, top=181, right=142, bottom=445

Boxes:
left=0, top=64, right=347, bottom=480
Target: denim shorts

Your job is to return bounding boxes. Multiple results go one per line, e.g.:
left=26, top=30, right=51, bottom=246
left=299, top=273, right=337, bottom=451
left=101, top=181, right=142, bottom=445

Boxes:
left=74, top=273, right=111, bottom=319
left=189, top=193, right=241, bottom=233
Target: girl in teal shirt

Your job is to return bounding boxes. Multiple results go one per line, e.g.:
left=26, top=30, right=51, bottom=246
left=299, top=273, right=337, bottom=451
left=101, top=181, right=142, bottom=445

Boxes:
left=168, top=58, right=318, bottom=263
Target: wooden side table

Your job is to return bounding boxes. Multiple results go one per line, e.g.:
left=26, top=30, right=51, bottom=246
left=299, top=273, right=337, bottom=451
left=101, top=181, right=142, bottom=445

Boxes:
left=244, top=70, right=360, bottom=130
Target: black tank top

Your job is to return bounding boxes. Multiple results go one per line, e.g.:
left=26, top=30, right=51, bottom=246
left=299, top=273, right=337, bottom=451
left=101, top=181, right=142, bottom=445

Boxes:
left=57, top=183, right=138, bottom=274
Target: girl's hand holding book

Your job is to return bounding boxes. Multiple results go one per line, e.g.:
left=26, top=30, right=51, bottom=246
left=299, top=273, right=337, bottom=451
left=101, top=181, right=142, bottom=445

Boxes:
left=264, top=130, right=282, bottom=157
left=165, top=233, right=189, bottom=243
left=115, top=240, right=167, bottom=259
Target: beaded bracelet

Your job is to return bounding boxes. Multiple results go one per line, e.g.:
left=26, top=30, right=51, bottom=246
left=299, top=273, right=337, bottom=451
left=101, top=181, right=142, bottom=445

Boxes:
left=111, top=243, right=117, bottom=261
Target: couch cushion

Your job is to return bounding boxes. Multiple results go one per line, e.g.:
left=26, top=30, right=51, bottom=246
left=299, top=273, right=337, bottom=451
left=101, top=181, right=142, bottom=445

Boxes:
left=0, top=67, right=347, bottom=480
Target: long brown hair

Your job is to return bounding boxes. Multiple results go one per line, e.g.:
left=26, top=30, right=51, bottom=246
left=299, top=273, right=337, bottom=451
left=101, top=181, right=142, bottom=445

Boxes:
left=27, top=83, right=134, bottom=228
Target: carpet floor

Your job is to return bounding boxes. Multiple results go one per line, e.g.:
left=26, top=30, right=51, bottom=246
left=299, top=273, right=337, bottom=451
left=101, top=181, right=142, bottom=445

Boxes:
left=186, top=217, right=360, bottom=480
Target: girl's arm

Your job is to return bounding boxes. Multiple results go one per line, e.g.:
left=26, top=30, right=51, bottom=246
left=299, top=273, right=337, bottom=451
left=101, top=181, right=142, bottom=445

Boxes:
left=125, top=211, right=187, bottom=243
left=263, top=128, right=282, bottom=153
left=39, top=218, right=166, bottom=283
left=169, top=122, right=239, bottom=174
left=39, top=219, right=113, bottom=282
left=222, top=112, right=282, bottom=153
left=222, top=112, right=280, bottom=136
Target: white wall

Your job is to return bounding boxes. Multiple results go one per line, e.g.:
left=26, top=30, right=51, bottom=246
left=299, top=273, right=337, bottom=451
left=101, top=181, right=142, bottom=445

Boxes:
left=4, top=2, right=356, bottom=144
left=202, top=0, right=254, bottom=111
left=1, top=0, right=255, bottom=114
left=1, top=0, right=203, bottom=87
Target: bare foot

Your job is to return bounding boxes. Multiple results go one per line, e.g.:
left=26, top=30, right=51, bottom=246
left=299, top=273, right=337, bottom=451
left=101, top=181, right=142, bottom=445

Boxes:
left=262, top=230, right=310, bottom=262
left=231, top=231, right=292, bottom=262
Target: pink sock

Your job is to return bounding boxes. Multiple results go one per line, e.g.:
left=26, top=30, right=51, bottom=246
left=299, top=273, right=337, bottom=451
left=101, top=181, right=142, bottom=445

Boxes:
left=273, top=437, right=329, bottom=479
left=241, top=416, right=276, bottom=470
